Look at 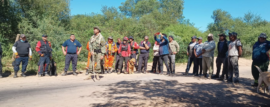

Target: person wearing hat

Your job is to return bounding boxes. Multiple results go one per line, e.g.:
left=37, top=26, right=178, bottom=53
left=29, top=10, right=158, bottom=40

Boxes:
left=193, top=37, right=204, bottom=76
left=117, top=36, right=131, bottom=74
left=61, top=34, right=82, bottom=76
left=201, top=33, right=216, bottom=78
left=168, top=35, right=180, bottom=76
left=104, top=36, right=117, bottom=74
left=128, top=36, right=140, bottom=71
left=183, top=36, right=197, bottom=75
left=12, top=34, right=32, bottom=78
left=212, top=34, right=228, bottom=79
left=35, top=34, right=52, bottom=77
left=227, top=32, right=242, bottom=83
left=88, top=26, right=106, bottom=80
left=137, top=36, right=151, bottom=74
left=251, top=33, right=270, bottom=86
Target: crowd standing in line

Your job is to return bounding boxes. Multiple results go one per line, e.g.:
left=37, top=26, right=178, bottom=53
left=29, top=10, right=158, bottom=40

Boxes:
left=0, top=26, right=269, bottom=85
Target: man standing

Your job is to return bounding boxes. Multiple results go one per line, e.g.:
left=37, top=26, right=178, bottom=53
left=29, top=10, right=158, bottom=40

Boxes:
left=0, top=42, right=2, bottom=78
left=36, top=34, right=52, bottom=77
left=194, top=37, right=203, bottom=76
left=184, top=36, right=197, bottom=75
left=154, top=33, right=170, bottom=75
left=12, top=34, right=32, bottom=78
left=212, top=34, right=228, bottom=79
left=129, top=36, right=140, bottom=71
left=89, top=26, right=106, bottom=80
left=251, top=33, right=270, bottom=86
left=61, top=34, right=82, bottom=76
left=202, top=34, right=216, bottom=78
left=114, top=38, right=122, bottom=72
left=137, top=36, right=151, bottom=74
left=117, top=37, right=131, bottom=74
left=227, top=32, right=242, bottom=83
left=168, top=35, right=180, bottom=76
left=104, top=36, right=117, bottom=74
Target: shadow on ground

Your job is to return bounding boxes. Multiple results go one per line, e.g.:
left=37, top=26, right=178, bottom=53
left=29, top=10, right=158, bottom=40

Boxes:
left=86, top=78, right=270, bottom=107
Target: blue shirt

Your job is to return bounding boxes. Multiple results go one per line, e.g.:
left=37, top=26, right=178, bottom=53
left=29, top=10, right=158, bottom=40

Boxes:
left=62, top=39, right=82, bottom=54
left=139, top=41, right=151, bottom=53
left=252, top=40, right=270, bottom=63
left=155, top=36, right=170, bottom=55
left=194, top=43, right=203, bottom=58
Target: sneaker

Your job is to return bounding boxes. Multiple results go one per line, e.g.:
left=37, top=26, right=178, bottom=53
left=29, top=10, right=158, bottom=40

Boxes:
left=73, top=72, right=77, bottom=76
left=62, top=72, right=67, bottom=76
left=182, top=72, right=188, bottom=75
left=21, top=73, right=26, bottom=77
left=38, top=74, right=42, bottom=77
left=45, top=73, right=50, bottom=76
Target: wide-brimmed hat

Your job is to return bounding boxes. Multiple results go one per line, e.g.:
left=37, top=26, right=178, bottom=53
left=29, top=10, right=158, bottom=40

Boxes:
left=93, top=26, right=101, bottom=32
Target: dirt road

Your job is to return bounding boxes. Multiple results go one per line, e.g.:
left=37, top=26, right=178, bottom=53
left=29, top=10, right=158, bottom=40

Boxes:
left=0, top=58, right=269, bottom=107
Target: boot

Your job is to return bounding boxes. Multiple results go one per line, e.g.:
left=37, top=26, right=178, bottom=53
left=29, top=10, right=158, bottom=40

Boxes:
left=13, top=71, right=18, bottom=78
left=62, top=71, right=67, bottom=76
left=96, top=73, right=100, bottom=80
left=21, top=72, right=26, bottom=77
left=212, top=75, right=219, bottom=79
left=85, top=69, right=89, bottom=75
left=73, top=71, right=77, bottom=76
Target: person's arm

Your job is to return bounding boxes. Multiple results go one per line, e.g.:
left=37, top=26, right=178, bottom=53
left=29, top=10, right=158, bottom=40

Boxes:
left=144, top=42, right=150, bottom=50
left=77, top=42, right=82, bottom=55
left=139, top=42, right=146, bottom=50
left=35, top=41, right=43, bottom=56
left=29, top=48, right=32, bottom=60
left=205, top=42, right=216, bottom=52
left=194, top=47, right=197, bottom=57
left=238, top=46, right=242, bottom=57
left=175, top=41, right=180, bottom=53
left=62, top=41, right=67, bottom=56
left=133, top=42, right=140, bottom=49
left=128, top=44, right=131, bottom=56
left=118, top=44, right=122, bottom=55
left=155, top=36, right=161, bottom=43
left=113, top=44, right=118, bottom=53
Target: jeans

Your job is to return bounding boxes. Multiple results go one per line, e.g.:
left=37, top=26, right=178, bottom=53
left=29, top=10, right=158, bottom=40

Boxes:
left=14, top=57, right=29, bottom=73
left=194, top=58, right=202, bottom=75
left=38, top=54, right=50, bottom=74
left=185, top=57, right=195, bottom=74
left=168, top=55, right=175, bottom=74
left=138, top=53, right=149, bottom=72
left=64, top=54, right=78, bottom=72
left=159, top=55, right=170, bottom=74
left=215, top=57, right=226, bottom=76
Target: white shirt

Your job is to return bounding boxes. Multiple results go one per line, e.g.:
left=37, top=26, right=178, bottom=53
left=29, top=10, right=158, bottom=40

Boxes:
left=202, top=40, right=216, bottom=57
left=153, top=44, right=160, bottom=56
left=228, top=40, right=242, bottom=56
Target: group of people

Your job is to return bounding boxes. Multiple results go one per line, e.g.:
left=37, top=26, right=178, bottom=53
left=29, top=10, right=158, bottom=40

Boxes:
left=0, top=26, right=268, bottom=86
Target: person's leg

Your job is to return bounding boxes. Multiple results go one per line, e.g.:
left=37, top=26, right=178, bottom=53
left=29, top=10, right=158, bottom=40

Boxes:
left=38, top=57, right=45, bottom=75
left=13, top=57, right=22, bottom=77
left=185, top=57, right=192, bottom=73
left=104, top=55, right=109, bottom=71
left=143, top=54, right=149, bottom=72
left=194, top=58, right=199, bottom=75
left=199, top=58, right=202, bottom=75
left=227, top=57, right=233, bottom=81
left=152, top=56, right=158, bottom=72
left=202, top=57, right=207, bottom=76
left=208, top=57, right=213, bottom=78
left=95, top=53, right=102, bottom=73
left=44, top=56, right=51, bottom=74
left=231, top=56, right=239, bottom=82
left=170, top=55, right=176, bottom=74
left=191, top=57, right=196, bottom=74
left=118, top=56, right=124, bottom=73
left=163, top=55, right=170, bottom=74
left=159, top=55, right=164, bottom=74
left=137, top=54, right=143, bottom=73
left=108, top=55, right=114, bottom=72
left=124, top=57, right=129, bottom=73
left=64, top=54, right=71, bottom=73
left=21, top=57, right=29, bottom=76
left=72, top=54, right=78, bottom=75
left=215, top=57, right=222, bottom=77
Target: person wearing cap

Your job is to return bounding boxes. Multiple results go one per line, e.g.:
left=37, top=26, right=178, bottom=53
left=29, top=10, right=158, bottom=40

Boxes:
left=117, top=37, right=131, bottom=74
left=12, top=34, right=32, bottom=78
left=202, top=33, right=216, bottom=78
left=61, top=34, right=82, bottom=76
left=128, top=36, right=140, bottom=71
left=137, top=36, right=152, bottom=74
left=251, top=33, right=270, bottom=86
left=36, top=34, right=52, bottom=77
left=183, top=36, right=197, bottom=75
left=227, top=32, right=242, bottom=83
left=212, top=34, right=228, bottom=79
left=114, top=38, right=122, bottom=72
left=168, top=35, right=180, bottom=76
left=88, top=26, right=106, bottom=80
left=193, top=37, right=204, bottom=76
left=154, top=33, right=170, bottom=75
left=104, top=36, right=117, bottom=74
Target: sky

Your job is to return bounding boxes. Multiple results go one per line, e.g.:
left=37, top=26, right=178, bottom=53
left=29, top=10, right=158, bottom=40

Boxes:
left=70, top=0, right=270, bottom=32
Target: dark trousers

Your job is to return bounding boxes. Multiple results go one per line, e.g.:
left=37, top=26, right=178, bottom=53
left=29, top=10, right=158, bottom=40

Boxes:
left=168, top=55, right=175, bottom=74
left=14, top=57, right=29, bottom=73
left=138, top=53, right=149, bottom=72
left=118, top=56, right=129, bottom=72
left=115, top=54, right=121, bottom=71
left=194, top=58, right=202, bottom=75
left=159, top=55, right=170, bottom=74
left=221, top=57, right=229, bottom=78
left=215, top=57, right=226, bottom=76
left=228, top=56, right=239, bottom=80
left=185, top=57, right=195, bottom=74
left=38, top=55, right=50, bottom=74
left=251, top=61, right=269, bottom=83
left=130, top=53, right=138, bottom=70
left=64, top=54, right=78, bottom=72
left=151, top=56, right=160, bottom=72
left=0, top=53, right=2, bottom=75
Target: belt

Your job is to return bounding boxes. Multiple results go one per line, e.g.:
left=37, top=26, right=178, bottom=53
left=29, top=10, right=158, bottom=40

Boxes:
left=67, top=53, right=76, bottom=54
left=94, top=49, right=102, bottom=53
left=140, top=52, right=148, bottom=54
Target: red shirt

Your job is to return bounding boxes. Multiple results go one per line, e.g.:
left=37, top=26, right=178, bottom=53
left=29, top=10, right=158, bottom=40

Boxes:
left=35, top=40, right=51, bottom=55
left=130, top=41, right=140, bottom=50
left=118, top=43, right=131, bottom=57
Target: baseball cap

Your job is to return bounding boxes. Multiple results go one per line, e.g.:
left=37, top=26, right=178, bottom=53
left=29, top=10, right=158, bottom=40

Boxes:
left=259, top=33, right=267, bottom=38
left=191, top=36, right=197, bottom=39
left=197, top=37, right=202, bottom=40
left=208, top=33, right=213, bottom=37
left=108, top=36, right=113, bottom=39
left=20, top=34, right=26, bottom=38
left=42, top=34, right=48, bottom=37
left=229, top=32, right=237, bottom=36
left=218, top=33, right=226, bottom=37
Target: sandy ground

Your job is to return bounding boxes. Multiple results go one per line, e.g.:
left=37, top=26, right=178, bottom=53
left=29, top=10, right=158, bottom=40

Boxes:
left=0, top=58, right=270, bottom=107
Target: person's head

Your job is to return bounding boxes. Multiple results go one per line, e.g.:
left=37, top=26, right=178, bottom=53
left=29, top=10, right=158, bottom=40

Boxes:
left=161, top=33, right=167, bottom=40
left=108, top=36, right=113, bottom=42
left=191, top=36, right=197, bottom=42
left=123, top=36, right=128, bottom=43
left=70, top=34, right=75, bottom=41
left=207, top=33, right=213, bottom=41
left=42, top=34, right=48, bottom=41
left=197, top=37, right=202, bottom=43
left=218, top=34, right=226, bottom=41
left=144, top=36, right=149, bottom=42
left=169, top=35, right=174, bottom=42
left=20, top=34, right=26, bottom=41
left=229, top=32, right=237, bottom=41
left=259, top=33, right=267, bottom=43
left=93, top=26, right=101, bottom=34
left=129, top=36, right=134, bottom=42
left=117, top=38, right=121, bottom=43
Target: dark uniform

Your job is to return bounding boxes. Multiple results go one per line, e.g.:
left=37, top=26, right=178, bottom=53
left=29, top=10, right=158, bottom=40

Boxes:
left=36, top=35, right=52, bottom=76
